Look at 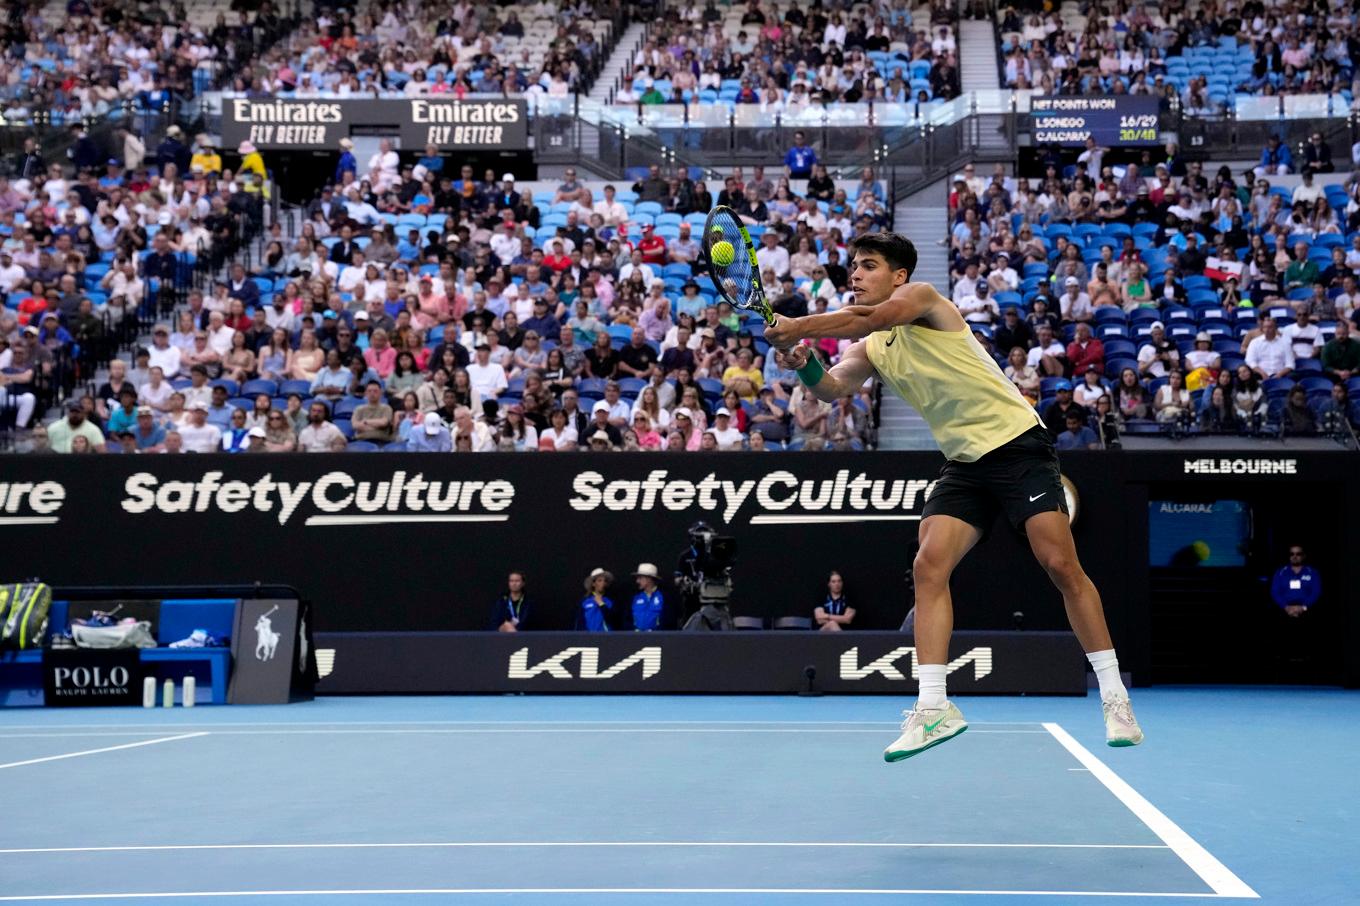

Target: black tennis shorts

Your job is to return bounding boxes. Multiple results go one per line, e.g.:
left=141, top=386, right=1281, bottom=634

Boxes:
left=922, top=425, right=1069, bottom=536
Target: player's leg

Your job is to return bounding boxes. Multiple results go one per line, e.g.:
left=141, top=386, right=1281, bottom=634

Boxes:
left=1024, top=511, right=1112, bottom=653
left=911, top=513, right=984, bottom=666
left=1025, top=511, right=1144, bottom=746
left=883, top=512, right=983, bottom=763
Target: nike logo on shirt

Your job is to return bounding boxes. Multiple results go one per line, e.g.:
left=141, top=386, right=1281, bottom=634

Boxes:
left=1028, top=492, right=1046, bottom=502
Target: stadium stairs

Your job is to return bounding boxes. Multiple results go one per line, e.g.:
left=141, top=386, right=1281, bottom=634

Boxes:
left=877, top=177, right=949, bottom=452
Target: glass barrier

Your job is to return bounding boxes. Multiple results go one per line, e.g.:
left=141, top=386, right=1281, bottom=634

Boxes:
left=1233, top=96, right=1282, bottom=120
left=1281, top=94, right=1334, bottom=120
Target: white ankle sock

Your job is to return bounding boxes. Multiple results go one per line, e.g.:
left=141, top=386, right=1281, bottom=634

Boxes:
left=1087, top=649, right=1128, bottom=700
left=916, top=664, right=947, bottom=710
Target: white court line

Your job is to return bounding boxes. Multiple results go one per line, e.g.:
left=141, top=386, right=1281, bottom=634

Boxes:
left=0, top=719, right=1041, bottom=729
left=0, top=887, right=1242, bottom=900
left=0, top=841, right=1172, bottom=855
left=0, top=728, right=1046, bottom=737
left=1043, top=723, right=1258, bottom=900
left=0, top=733, right=207, bottom=771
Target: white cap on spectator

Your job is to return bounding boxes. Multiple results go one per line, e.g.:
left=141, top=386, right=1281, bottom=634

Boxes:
left=715, top=407, right=732, bottom=417
left=674, top=406, right=694, bottom=420
left=633, top=563, right=659, bottom=578
left=1150, top=321, right=1165, bottom=331
left=1064, top=276, right=1079, bottom=286
left=423, top=412, right=443, bottom=435
left=339, top=138, right=354, bottom=150
left=591, top=399, right=611, bottom=414
left=502, top=173, right=515, bottom=182
left=353, top=310, right=369, bottom=320
left=247, top=426, right=266, bottom=438
left=189, top=400, right=209, bottom=411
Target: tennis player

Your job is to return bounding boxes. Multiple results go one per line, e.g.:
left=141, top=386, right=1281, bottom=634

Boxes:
left=764, top=233, right=1143, bottom=761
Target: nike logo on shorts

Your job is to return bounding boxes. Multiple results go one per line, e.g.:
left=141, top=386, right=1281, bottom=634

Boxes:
left=1028, top=492, right=1046, bottom=502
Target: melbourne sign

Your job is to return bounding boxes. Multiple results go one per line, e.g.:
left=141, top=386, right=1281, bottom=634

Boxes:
left=221, top=98, right=529, bottom=151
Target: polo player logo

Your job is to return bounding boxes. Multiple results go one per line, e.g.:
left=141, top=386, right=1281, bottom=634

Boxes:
left=255, top=605, right=280, bottom=662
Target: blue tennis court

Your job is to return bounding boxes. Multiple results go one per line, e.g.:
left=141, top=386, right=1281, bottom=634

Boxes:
left=1, top=688, right=1355, bottom=904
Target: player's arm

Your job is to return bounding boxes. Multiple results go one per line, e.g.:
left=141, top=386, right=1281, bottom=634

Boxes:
left=776, top=341, right=873, bottom=403
left=765, top=282, right=939, bottom=343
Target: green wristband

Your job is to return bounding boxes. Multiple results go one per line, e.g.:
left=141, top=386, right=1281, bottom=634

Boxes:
left=796, top=354, right=825, bottom=387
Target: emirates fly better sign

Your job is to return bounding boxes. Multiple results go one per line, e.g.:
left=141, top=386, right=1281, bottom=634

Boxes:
left=221, top=97, right=529, bottom=151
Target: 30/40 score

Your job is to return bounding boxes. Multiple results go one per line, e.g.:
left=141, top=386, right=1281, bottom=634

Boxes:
left=1119, top=113, right=1157, bottom=142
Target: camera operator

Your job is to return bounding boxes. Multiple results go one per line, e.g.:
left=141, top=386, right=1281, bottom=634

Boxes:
left=676, top=521, right=736, bottom=631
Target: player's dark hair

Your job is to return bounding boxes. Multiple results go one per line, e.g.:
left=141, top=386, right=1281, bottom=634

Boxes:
left=849, top=233, right=917, bottom=280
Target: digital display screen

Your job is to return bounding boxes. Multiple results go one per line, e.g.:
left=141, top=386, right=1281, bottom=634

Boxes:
left=1148, top=500, right=1251, bottom=567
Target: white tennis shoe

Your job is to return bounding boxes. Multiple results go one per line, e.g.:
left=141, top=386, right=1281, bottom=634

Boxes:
left=1102, top=695, right=1144, bottom=747
left=883, top=701, right=968, bottom=762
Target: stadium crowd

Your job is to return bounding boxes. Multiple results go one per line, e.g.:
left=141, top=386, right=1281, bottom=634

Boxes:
left=947, top=156, right=1360, bottom=447
left=615, top=0, right=962, bottom=107
left=0, top=0, right=300, bottom=129
left=997, top=0, right=1359, bottom=109
left=217, top=0, right=618, bottom=99
left=3, top=125, right=889, bottom=452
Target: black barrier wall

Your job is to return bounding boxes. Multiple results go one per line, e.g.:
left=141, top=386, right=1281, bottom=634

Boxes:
left=0, top=451, right=1355, bottom=685
left=312, top=631, right=1087, bottom=694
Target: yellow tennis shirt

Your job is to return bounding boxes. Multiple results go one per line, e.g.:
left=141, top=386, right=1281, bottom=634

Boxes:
left=865, top=323, right=1044, bottom=462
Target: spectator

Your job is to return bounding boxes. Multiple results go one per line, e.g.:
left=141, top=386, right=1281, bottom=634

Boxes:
left=578, top=568, right=615, bottom=632
left=1041, top=380, right=1082, bottom=436
left=1282, top=309, right=1321, bottom=361
left=1028, top=324, right=1067, bottom=377
left=1066, top=323, right=1105, bottom=378
left=1317, top=384, right=1353, bottom=430
left=814, top=570, right=855, bottom=632
left=1281, top=386, right=1317, bottom=435
left=178, top=401, right=222, bottom=454
left=1184, top=332, right=1222, bottom=376
left=1153, top=370, right=1192, bottom=424
left=48, top=399, right=105, bottom=453
left=221, top=408, right=252, bottom=453
left=1055, top=409, right=1101, bottom=450
left=630, top=563, right=665, bottom=631
left=466, top=343, right=508, bottom=401
left=1318, top=319, right=1358, bottom=382
left=452, top=405, right=495, bottom=452
left=409, top=412, right=452, bottom=453
left=1245, top=317, right=1295, bottom=380
left=1073, top=369, right=1108, bottom=411
left=709, top=407, right=744, bottom=449
left=1257, top=136, right=1293, bottom=176
left=1137, top=322, right=1180, bottom=378
left=1301, top=133, right=1333, bottom=174
left=352, top=381, right=395, bottom=443
left=1199, top=386, right=1241, bottom=433
left=298, top=401, right=345, bottom=452
left=491, top=571, right=530, bottom=633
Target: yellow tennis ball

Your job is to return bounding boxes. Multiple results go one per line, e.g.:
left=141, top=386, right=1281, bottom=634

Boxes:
left=711, top=240, right=736, bottom=267
left=1191, top=540, right=1211, bottom=562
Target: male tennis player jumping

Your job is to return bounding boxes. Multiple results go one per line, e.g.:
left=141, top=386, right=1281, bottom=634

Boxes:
left=764, top=233, right=1143, bottom=761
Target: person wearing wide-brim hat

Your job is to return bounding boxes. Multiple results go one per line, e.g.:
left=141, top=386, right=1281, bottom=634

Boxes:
left=237, top=140, right=266, bottom=189
left=577, top=567, right=615, bottom=632
left=630, top=562, right=666, bottom=631
left=190, top=134, right=221, bottom=175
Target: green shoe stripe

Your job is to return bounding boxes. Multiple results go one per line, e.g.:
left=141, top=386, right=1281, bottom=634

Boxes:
left=884, top=724, right=967, bottom=763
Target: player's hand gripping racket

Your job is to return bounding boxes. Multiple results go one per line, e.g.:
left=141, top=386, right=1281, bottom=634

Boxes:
left=702, top=205, right=789, bottom=352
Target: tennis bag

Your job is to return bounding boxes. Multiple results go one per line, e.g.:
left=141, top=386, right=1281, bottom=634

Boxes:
left=0, top=582, right=52, bottom=650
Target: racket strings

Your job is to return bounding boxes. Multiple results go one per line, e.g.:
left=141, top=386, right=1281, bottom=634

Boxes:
left=704, top=210, right=755, bottom=307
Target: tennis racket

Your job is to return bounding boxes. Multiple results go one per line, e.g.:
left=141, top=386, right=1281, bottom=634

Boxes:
left=702, top=205, right=780, bottom=332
